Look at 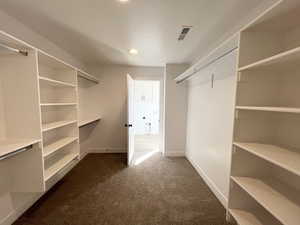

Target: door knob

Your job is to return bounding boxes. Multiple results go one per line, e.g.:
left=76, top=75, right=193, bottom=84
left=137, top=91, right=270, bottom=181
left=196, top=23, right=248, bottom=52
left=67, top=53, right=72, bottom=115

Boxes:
left=125, top=124, right=133, bottom=127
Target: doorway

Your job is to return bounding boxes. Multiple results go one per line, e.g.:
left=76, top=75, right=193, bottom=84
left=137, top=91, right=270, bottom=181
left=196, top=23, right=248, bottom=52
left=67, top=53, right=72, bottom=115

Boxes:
left=127, top=79, right=162, bottom=166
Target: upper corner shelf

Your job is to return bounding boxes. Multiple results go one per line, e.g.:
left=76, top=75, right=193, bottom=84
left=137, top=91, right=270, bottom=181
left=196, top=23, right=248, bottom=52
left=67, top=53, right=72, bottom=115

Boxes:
left=236, top=106, right=300, bottom=114
left=79, top=116, right=101, bottom=128
left=238, top=46, right=300, bottom=72
left=77, top=70, right=99, bottom=84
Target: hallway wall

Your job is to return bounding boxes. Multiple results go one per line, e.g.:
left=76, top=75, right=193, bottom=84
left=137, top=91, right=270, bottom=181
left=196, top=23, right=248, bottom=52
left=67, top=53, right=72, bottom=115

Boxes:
left=80, top=65, right=164, bottom=153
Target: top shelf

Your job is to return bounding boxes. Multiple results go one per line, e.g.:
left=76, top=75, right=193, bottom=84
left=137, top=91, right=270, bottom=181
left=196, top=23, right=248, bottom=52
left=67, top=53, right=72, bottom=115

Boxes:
left=79, top=116, right=101, bottom=128
left=77, top=70, right=99, bottom=84
left=239, top=46, right=300, bottom=72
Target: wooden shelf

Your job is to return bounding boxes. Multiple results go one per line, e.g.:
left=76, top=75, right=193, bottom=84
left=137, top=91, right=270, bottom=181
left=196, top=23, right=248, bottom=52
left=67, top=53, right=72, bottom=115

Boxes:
left=40, top=103, right=77, bottom=106
left=78, top=116, right=101, bottom=127
left=0, top=139, right=40, bottom=159
left=43, top=137, right=78, bottom=158
left=239, top=46, right=300, bottom=71
left=42, top=120, right=77, bottom=132
left=232, top=176, right=300, bottom=225
left=39, top=76, right=76, bottom=87
left=236, top=106, right=300, bottom=114
left=230, top=209, right=263, bottom=225
left=44, top=153, right=78, bottom=181
left=234, top=142, right=300, bottom=177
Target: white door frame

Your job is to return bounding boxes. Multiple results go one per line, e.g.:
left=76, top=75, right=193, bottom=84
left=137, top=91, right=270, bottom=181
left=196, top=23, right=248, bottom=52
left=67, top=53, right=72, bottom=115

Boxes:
left=130, top=76, right=165, bottom=155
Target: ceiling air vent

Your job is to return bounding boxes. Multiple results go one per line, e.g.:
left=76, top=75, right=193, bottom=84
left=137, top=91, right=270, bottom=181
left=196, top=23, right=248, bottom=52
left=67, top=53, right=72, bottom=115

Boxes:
left=178, top=26, right=192, bottom=41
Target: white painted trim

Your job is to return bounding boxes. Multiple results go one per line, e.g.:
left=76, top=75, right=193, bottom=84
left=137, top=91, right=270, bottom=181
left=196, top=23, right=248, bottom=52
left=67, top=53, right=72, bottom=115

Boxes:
left=164, top=150, right=185, bottom=157
left=89, top=148, right=127, bottom=153
left=80, top=150, right=89, bottom=160
left=186, top=152, right=228, bottom=208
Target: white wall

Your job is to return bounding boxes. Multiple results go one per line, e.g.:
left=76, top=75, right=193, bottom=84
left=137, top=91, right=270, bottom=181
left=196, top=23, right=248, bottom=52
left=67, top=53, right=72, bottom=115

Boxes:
left=79, top=65, right=164, bottom=153
left=185, top=37, right=238, bottom=207
left=164, top=64, right=189, bottom=156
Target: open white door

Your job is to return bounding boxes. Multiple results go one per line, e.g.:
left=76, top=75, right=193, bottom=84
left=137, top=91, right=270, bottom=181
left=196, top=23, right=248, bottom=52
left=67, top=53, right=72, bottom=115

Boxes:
left=126, top=74, right=135, bottom=166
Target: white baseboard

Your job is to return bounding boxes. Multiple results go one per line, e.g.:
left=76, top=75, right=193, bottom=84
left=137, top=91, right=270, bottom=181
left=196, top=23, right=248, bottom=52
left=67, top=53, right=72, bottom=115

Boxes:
left=164, top=150, right=185, bottom=157
left=80, top=150, right=89, bottom=160
left=89, top=148, right=127, bottom=153
left=186, top=152, right=228, bottom=208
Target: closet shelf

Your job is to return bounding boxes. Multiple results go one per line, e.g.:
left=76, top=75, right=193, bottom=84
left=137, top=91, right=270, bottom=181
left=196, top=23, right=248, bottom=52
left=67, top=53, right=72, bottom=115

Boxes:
left=79, top=116, right=101, bottom=127
left=40, top=103, right=77, bottom=106
left=43, top=137, right=78, bottom=158
left=236, top=106, right=300, bottom=114
left=0, top=139, right=40, bottom=159
left=44, top=153, right=78, bottom=181
left=234, top=142, right=300, bottom=177
left=39, top=76, right=76, bottom=87
left=231, top=176, right=300, bottom=225
left=239, top=46, right=300, bottom=71
left=42, top=120, right=77, bottom=132
left=77, top=70, right=99, bottom=84
left=230, top=209, right=263, bottom=225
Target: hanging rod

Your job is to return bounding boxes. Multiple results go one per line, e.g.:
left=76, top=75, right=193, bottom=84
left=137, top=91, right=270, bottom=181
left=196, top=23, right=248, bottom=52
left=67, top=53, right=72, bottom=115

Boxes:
left=0, top=145, right=32, bottom=161
left=176, top=46, right=238, bottom=84
left=0, top=42, right=28, bottom=56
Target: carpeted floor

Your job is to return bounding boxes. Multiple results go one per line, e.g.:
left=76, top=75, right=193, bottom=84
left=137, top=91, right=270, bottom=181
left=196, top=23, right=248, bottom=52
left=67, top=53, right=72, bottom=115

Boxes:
left=14, top=153, right=231, bottom=225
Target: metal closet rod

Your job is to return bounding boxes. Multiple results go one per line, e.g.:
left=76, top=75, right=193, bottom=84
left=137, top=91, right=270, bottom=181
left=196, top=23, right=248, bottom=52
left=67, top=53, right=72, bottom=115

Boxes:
left=0, top=42, right=28, bottom=56
left=177, top=46, right=238, bottom=84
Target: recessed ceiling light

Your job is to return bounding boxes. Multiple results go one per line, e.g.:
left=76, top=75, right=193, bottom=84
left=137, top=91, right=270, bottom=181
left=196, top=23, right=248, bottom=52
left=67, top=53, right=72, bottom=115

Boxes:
left=118, top=0, right=129, bottom=3
left=129, top=49, right=138, bottom=55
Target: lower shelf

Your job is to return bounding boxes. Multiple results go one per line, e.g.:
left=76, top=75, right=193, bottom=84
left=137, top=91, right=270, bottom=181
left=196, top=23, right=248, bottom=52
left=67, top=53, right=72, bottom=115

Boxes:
left=232, top=176, right=300, bottom=225
left=44, top=153, right=78, bottom=181
left=43, top=137, right=78, bottom=158
left=230, top=209, right=263, bottom=225
left=42, top=120, right=77, bottom=132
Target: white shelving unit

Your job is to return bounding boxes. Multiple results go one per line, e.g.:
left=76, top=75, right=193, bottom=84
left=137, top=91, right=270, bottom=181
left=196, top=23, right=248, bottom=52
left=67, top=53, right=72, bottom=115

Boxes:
left=38, top=51, right=80, bottom=186
left=228, top=2, right=300, bottom=225
left=0, top=32, right=45, bottom=225
left=0, top=29, right=101, bottom=224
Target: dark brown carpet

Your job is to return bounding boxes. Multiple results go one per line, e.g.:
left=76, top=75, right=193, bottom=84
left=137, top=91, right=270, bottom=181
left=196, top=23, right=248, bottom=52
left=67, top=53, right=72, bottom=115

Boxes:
left=14, top=153, right=231, bottom=225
